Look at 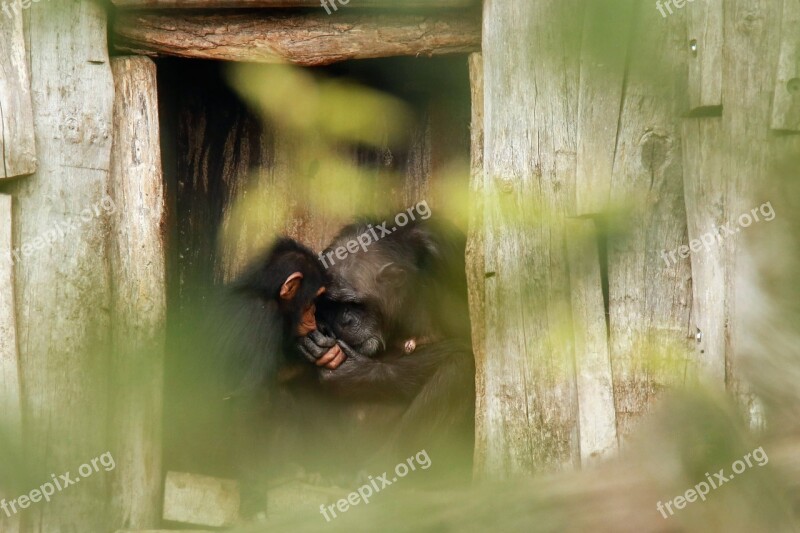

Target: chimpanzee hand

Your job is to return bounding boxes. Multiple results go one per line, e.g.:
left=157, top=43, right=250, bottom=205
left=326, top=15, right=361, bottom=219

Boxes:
left=296, top=330, right=347, bottom=370
left=317, top=341, right=371, bottom=385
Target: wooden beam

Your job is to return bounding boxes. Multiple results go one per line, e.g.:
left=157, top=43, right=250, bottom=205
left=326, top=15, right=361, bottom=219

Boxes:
left=108, top=56, right=167, bottom=530
left=113, top=0, right=475, bottom=7
left=0, top=6, right=36, bottom=179
left=113, top=11, right=480, bottom=66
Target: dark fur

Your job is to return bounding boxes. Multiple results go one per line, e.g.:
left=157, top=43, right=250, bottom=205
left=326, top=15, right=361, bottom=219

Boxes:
left=309, top=220, right=476, bottom=478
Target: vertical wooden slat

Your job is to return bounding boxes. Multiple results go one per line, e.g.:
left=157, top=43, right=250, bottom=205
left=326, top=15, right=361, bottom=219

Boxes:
left=722, top=0, right=787, bottom=416
left=476, top=0, right=582, bottom=477
left=108, top=56, right=167, bottom=530
left=465, top=52, right=485, bottom=476
left=0, top=194, right=21, bottom=533
left=680, top=119, right=727, bottom=384
left=12, top=1, right=114, bottom=530
left=575, top=0, right=635, bottom=215
left=566, top=218, right=617, bottom=465
left=686, top=0, right=723, bottom=112
left=0, top=7, right=36, bottom=179
left=770, top=0, right=800, bottom=132
left=606, top=1, right=693, bottom=442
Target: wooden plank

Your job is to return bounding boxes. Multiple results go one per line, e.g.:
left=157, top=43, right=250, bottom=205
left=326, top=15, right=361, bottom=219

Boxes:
left=113, top=11, right=480, bottom=66
left=721, top=0, right=788, bottom=419
left=163, top=472, right=240, bottom=527
left=680, top=119, right=727, bottom=384
left=465, top=52, right=485, bottom=477
left=606, top=0, right=694, bottom=442
left=476, top=0, right=582, bottom=477
left=108, top=56, right=167, bottom=531
left=575, top=0, right=635, bottom=215
left=686, top=0, right=723, bottom=112
left=0, top=6, right=36, bottom=179
left=113, top=0, right=475, bottom=7
left=0, top=194, right=21, bottom=533
left=565, top=218, right=617, bottom=465
left=10, top=1, right=115, bottom=530
left=770, top=0, right=800, bottom=132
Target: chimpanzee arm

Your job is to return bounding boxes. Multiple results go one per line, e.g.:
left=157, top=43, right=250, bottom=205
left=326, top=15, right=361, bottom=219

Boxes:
left=317, top=340, right=471, bottom=402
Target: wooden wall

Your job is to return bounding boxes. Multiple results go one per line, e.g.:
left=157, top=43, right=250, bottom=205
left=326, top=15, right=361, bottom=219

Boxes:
left=470, top=0, right=800, bottom=479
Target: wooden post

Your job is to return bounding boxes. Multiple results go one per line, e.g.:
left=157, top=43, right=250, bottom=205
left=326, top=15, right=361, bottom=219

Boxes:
left=474, top=0, right=583, bottom=477
left=108, top=56, right=167, bottom=530
left=0, top=8, right=36, bottom=179
left=11, top=1, right=115, bottom=530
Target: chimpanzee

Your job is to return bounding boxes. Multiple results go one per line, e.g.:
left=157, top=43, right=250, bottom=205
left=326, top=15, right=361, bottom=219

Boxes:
left=188, top=237, right=347, bottom=516
left=300, top=220, right=476, bottom=480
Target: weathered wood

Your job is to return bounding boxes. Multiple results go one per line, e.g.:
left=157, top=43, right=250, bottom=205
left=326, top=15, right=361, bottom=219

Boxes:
left=476, top=0, right=582, bottom=477
left=10, top=1, right=115, bottom=530
left=113, top=11, right=480, bottom=66
left=108, top=56, right=167, bottom=531
left=566, top=218, right=617, bottom=465
left=163, top=472, right=240, bottom=527
left=606, top=0, right=693, bottom=442
left=721, top=0, right=789, bottom=421
left=686, top=0, right=723, bottom=112
left=113, top=0, right=474, bottom=7
left=0, top=6, right=36, bottom=179
left=680, top=119, right=728, bottom=384
left=0, top=194, right=21, bottom=533
left=465, top=52, right=485, bottom=475
left=770, top=0, right=800, bottom=132
left=575, top=0, right=635, bottom=215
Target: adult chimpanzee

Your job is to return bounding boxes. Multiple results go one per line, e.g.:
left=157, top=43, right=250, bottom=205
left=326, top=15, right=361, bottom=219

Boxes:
left=300, top=220, right=476, bottom=481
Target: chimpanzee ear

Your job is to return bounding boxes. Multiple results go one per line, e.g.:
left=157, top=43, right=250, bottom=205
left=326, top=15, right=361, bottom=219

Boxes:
left=377, top=262, right=408, bottom=287
left=280, top=272, right=304, bottom=301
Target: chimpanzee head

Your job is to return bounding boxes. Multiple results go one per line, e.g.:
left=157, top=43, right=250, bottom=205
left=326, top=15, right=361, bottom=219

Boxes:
left=318, top=220, right=469, bottom=356
left=235, top=238, right=328, bottom=337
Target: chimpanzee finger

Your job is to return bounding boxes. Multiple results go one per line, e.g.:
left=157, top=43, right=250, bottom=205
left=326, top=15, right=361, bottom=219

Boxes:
left=296, top=334, right=333, bottom=363
left=308, top=329, right=336, bottom=349
left=336, top=340, right=366, bottom=361
left=323, top=347, right=347, bottom=370
left=315, top=345, right=344, bottom=367
left=297, top=343, right=322, bottom=365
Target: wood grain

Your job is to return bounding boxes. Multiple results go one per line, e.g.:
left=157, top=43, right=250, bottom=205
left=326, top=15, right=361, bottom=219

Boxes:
left=0, top=6, right=36, bottom=178
left=10, top=1, right=115, bottom=530
left=113, top=11, right=480, bottom=66
left=475, top=0, right=582, bottom=477
left=108, top=56, right=167, bottom=530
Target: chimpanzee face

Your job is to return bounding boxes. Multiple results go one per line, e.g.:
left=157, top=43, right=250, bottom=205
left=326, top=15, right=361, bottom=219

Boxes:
left=317, top=297, right=385, bottom=357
